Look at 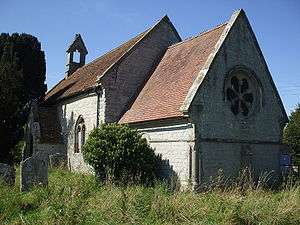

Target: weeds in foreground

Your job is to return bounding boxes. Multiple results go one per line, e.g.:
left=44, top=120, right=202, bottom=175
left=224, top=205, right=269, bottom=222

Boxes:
left=0, top=169, right=299, bottom=225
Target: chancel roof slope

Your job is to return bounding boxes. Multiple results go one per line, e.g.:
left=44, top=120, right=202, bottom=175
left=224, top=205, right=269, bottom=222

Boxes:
left=45, top=30, right=148, bottom=103
left=120, top=23, right=227, bottom=124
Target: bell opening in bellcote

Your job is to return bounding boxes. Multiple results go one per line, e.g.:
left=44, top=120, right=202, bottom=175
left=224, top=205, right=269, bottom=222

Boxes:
left=65, top=34, right=88, bottom=77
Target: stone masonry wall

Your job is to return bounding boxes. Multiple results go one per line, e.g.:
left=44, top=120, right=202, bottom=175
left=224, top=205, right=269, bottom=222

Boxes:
left=103, top=19, right=180, bottom=123
left=54, top=19, right=180, bottom=173
left=57, top=92, right=100, bottom=172
left=189, top=13, right=286, bottom=184
left=133, top=119, right=195, bottom=188
left=199, top=142, right=281, bottom=183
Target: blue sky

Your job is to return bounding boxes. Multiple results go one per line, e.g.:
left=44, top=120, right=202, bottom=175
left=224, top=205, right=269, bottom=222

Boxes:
left=1, top=0, right=299, bottom=114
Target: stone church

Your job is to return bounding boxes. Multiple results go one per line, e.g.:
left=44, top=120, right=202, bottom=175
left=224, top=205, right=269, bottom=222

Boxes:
left=28, top=9, right=288, bottom=187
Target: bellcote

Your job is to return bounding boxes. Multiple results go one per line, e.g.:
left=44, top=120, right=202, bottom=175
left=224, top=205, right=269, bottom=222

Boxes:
left=65, top=34, right=88, bottom=77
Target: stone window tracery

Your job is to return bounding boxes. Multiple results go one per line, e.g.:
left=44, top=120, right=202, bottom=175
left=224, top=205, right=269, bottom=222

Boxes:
left=224, top=67, right=261, bottom=118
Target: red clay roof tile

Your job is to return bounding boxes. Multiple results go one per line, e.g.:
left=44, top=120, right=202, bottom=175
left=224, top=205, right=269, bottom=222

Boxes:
left=119, top=23, right=227, bottom=124
left=45, top=30, right=148, bottom=103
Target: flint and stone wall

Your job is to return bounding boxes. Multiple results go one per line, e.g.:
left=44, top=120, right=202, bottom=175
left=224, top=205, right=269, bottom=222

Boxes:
left=198, top=142, right=282, bottom=183
left=57, top=19, right=180, bottom=173
left=133, top=119, right=195, bottom=187
left=57, top=92, right=103, bottom=172
left=189, top=13, right=287, bottom=184
left=103, top=19, right=180, bottom=123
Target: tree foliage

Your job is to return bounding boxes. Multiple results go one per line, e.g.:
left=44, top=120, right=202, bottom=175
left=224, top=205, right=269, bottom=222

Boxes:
left=0, top=33, right=46, bottom=164
left=284, top=104, right=300, bottom=165
left=82, top=123, right=157, bottom=185
left=0, top=33, right=46, bottom=100
left=0, top=44, right=25, bottom=121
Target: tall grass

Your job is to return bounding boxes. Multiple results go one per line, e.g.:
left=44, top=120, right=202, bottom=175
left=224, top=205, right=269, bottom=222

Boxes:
left=0, top=169, right=299, bottom=225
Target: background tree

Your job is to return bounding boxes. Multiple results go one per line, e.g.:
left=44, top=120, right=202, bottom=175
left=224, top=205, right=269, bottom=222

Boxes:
left=283, top=104, right=300, bottom=165
left=0, top=33, right=46, bottom=100
left=0, top=33, right=46, bottom=164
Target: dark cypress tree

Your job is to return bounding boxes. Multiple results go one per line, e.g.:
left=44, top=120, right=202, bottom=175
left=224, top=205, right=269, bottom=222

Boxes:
left=10, top=33, right=46, bottom=100
left=0, top=44, right=25, bottom=163
left=0, top=33, right=46, bottom=164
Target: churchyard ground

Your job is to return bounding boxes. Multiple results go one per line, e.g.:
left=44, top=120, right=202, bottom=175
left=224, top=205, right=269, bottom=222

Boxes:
left=0, top=168, right=299, bottom=225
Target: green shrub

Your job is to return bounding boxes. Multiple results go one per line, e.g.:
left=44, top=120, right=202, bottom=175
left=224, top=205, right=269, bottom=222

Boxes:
left=284, top=104, right=300, bottom=165
left=82, top=123, right=157, bottom=185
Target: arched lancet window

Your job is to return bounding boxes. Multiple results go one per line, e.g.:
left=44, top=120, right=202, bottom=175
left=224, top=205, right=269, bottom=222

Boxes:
left=81, top=124, right=86, bottom=148
left=74, top=116, right=85, bottom=153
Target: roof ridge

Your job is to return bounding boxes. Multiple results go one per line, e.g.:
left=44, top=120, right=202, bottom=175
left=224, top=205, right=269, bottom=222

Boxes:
left=119, top=17, right=228, bottom=124
left=46, top=15, right=175, bottom=99
left=160, top=14, right=182, bottom=41
left=46, top=28, right=149, bottom=96
left=168, top=22, right=228, bottom=49
left=97, top=15, right=181, bottom=82
left=77, top=29, right=149, bottom=72
left=73, top=14, right=172, bottom=75
left=95, top=30, right=150, bottom=82
left=46, top=77, right=66, bottom=95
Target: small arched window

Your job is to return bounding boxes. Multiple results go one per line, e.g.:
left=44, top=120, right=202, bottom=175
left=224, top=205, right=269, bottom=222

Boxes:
left=81, top=124, right=86, bottom=147
left=74, top=116, right=85, bottom=153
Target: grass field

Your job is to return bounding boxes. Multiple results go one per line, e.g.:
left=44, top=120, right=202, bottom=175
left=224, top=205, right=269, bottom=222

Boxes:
left=0, top=169, right=299, bottom=225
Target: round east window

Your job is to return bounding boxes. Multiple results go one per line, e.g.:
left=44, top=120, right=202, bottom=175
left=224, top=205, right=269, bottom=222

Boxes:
left=224, top=67, right=261, bottom=118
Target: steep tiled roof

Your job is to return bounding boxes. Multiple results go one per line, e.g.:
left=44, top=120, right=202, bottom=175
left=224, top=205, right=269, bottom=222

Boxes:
left=38, top=107, right=62, bottom=143
left=120, top=23, right=227, bottom=124
left=45, top=30, right=148, bottom=103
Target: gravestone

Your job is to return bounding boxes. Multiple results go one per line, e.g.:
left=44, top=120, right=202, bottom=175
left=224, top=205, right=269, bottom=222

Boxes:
left=20, top=151, right=48, bottom=192
left=49, top=153, right=67, bottom=168
left=0, top=163, right=15, bottom=185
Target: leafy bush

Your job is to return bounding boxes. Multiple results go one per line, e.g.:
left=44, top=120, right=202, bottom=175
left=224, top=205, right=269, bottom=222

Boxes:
left=284, top=104, right=300, bottom=165
left=82, top=123, right=157, bottom=185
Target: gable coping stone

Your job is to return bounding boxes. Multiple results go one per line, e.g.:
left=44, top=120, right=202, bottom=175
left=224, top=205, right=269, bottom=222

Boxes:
left=96, top=15, right=181, bottom=84
left=180, top=9, right=243, bottom=113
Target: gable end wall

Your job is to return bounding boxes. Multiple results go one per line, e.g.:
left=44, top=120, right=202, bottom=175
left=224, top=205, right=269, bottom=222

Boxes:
left=102, top=20, right=181, bottom=123
left=189, top=13, right=286, bottom=184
